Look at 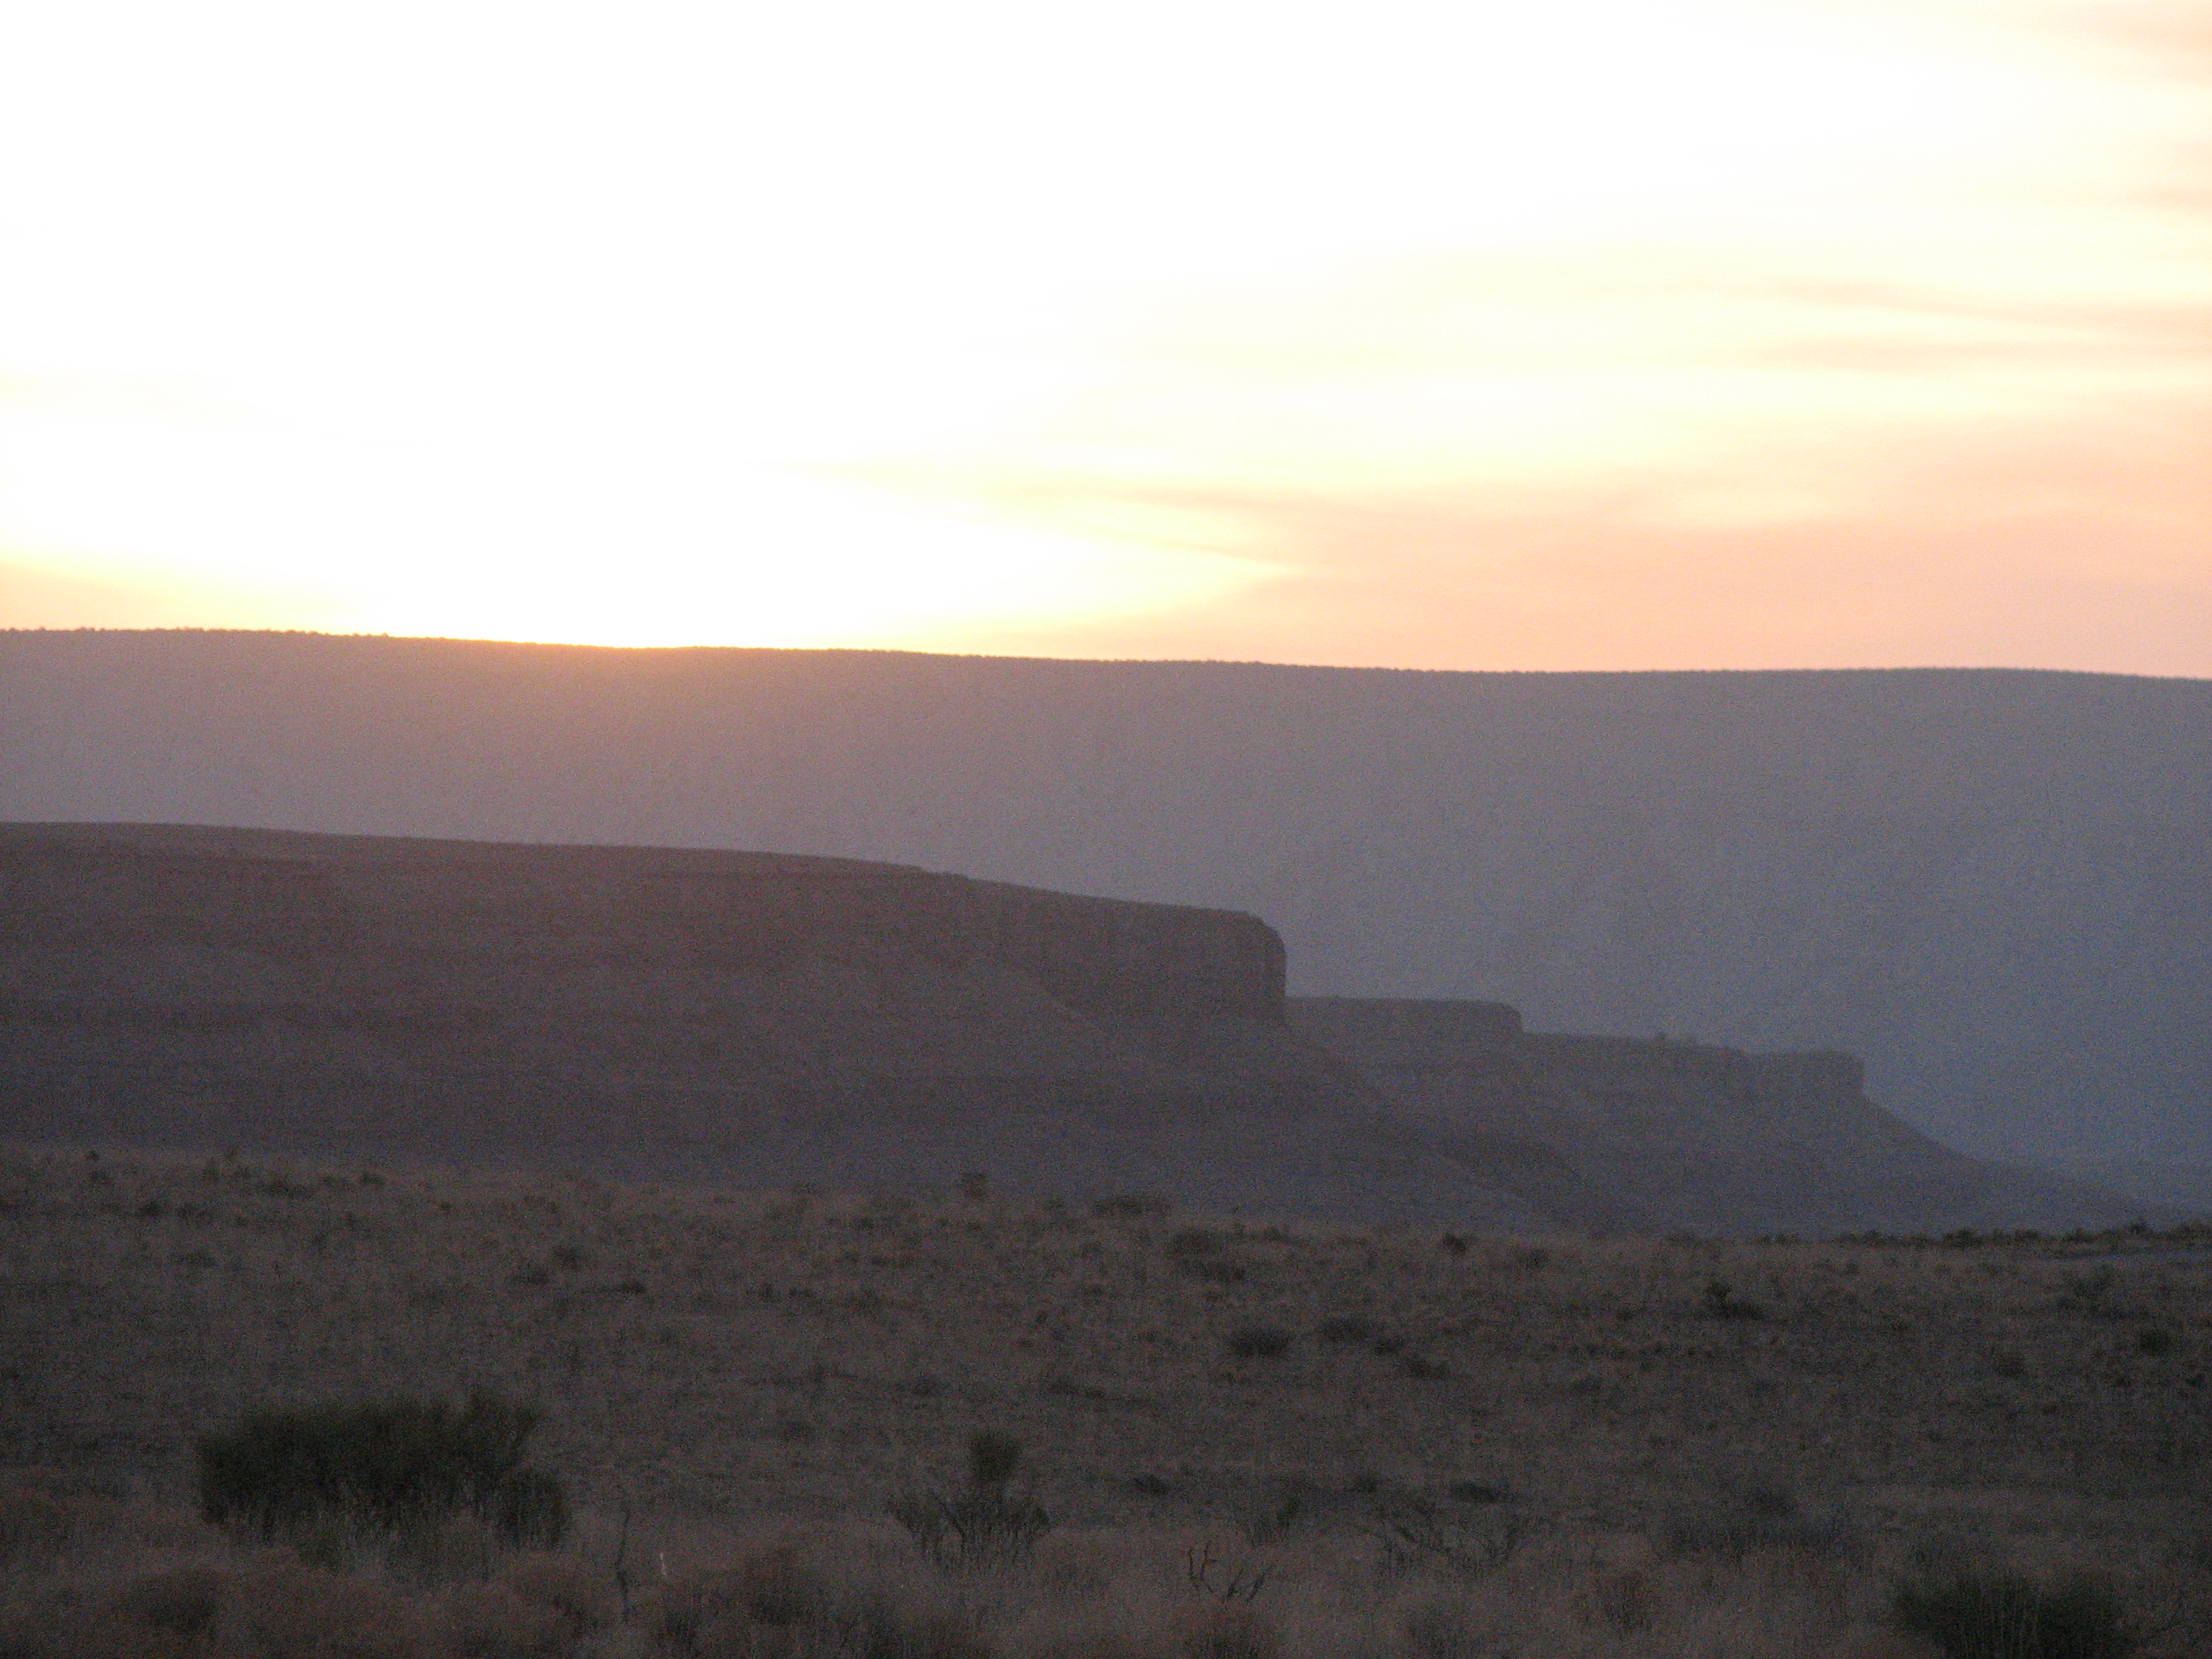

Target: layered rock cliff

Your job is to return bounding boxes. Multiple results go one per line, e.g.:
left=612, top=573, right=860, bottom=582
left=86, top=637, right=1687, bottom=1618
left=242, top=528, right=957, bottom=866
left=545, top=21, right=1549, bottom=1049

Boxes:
left=1290, top=997, right=2135, bottom=1234
left=0, top=823, right=1548, bottom=1228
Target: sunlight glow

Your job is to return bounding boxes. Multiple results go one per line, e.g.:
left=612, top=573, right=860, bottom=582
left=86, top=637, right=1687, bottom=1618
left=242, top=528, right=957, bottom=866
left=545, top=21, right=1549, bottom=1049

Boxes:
left=2, top=0, right=2206, bottom=664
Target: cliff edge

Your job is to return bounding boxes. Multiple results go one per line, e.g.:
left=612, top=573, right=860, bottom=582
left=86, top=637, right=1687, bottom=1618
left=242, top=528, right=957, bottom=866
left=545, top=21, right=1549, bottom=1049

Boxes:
left=1291, top=996, right=2137, bottom=1234
left=0, top=823, right=1545, bottom=1228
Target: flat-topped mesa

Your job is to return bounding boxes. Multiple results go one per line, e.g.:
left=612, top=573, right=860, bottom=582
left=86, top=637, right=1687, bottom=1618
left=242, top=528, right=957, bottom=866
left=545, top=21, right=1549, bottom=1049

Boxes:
left=0, top=824, right=1545, bottom=1228
left=1290, top=996, right=2131, bottom=1235
left=3, top=821, right=1286, bottom=1024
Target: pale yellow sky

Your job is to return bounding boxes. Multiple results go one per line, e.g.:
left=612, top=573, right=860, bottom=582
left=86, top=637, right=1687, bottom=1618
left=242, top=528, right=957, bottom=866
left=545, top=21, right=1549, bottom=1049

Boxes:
left=2, top=0, right=2207, bottom=671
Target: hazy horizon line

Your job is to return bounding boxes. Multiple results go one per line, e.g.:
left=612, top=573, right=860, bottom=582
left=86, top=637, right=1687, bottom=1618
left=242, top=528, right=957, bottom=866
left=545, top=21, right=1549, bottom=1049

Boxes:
left=9, top=624, right=2210, bottom=685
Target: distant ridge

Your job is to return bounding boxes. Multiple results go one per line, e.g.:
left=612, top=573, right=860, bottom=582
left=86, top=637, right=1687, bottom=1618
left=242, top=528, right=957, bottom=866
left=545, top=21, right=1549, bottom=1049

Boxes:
left=1291, top=998, right=2129, bottom=1235
left=5, top=629, right=2207, bottom=1188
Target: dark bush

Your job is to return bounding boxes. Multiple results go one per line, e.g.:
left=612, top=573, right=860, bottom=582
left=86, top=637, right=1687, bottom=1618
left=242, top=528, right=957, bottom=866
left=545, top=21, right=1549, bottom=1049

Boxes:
left=1702, top=1279, right=1766, bottom=1321
left=1447, top=1481, right=1509, bottom=1505
left=1093, top=1193, right=1172, bottom=1218
left=491, top=1467, right=570, bottom=1549
left=967, top=1430, right=1023, bottom=1490
left=1316, top=1316, right=1378, bottom=1345
left=1185, top=1258, right=1248, bottom=1284
left=892, top=1431, right=1052, bottom=1569
left=112, top=1564, right=226, bottom=1638
left=1893, top=1569, right=2138, bottom=1659
left=196, top=1390, right=567, bottom=1547
left=1228, top=1328, right=1294, bottom=1360
left=889, top=1487, right=1052, bottom=1569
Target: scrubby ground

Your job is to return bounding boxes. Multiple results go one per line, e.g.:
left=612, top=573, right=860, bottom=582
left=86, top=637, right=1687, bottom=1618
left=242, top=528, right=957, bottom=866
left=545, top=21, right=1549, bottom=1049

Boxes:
left=5, top=1142, right=2210, bottom=1655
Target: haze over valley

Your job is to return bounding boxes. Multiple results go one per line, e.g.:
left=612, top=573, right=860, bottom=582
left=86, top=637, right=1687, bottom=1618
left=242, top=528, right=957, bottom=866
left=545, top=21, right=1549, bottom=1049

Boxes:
left=9, top=628, right=2206, bottom=1206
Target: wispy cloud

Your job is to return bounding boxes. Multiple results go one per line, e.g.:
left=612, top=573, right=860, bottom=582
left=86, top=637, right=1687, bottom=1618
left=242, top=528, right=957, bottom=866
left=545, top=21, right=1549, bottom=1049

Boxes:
left=3, top=0, right=2206, bottom=668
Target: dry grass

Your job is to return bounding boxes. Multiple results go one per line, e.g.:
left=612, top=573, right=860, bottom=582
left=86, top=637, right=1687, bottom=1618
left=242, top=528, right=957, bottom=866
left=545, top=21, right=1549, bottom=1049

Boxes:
left=5, top=1142, right=2212, bottom=1655
left=0, top=1478, right=2199, bottom=1658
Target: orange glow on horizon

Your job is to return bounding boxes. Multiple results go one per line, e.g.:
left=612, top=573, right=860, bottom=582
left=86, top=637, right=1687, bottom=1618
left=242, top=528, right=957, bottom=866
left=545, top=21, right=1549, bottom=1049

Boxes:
left=2, top=0, right=2207, bottom=672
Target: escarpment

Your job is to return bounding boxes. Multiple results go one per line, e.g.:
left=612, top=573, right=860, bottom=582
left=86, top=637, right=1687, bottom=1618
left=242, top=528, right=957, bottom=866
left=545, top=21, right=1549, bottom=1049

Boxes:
left=1, top=822, right=2133, bottom=1234
left=1290, top=997, right=2135, bottom=1234
left=0, top=823, right=1547, bottom=1228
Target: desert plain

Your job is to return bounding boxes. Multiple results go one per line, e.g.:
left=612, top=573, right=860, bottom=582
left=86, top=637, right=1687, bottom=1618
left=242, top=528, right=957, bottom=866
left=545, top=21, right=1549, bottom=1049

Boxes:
left=4, top=1139, right=2208, bottom=1657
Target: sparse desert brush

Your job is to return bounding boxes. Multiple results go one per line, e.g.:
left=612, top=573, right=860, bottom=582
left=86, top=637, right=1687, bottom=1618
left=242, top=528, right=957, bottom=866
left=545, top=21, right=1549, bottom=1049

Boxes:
left=0, top=1470, right=209, bottom=1571
left=646, top=1538, right=987, bottom=1659
left=12, top=1142, right=2212, bottom=1657
left=966, top=1434, right=1024, bottom=1494
left=1891, top=1568, right=2141, bottom=1659
left=20, top=1554, right=427, bottom=1659
left=440, top=1581, right=571, bottom=1657
left=496, top=1551, right=620, bottom=1633
left=106, top=1560, right=229, bottom=1641
left=220, top=1554, right=428, bottom=1659
left=1224, top=1328, right=1291, bottom=1361
left=1573, top=1566, right=1657, bottom=1634
left=195, top=1390, right=569, bottom=1559
left=1171, top=1606, right=1277, bottom=1659
left=1312, top=1316, right=1376, bottom=1346
left=1092, top=1196, right=1171, bottom=1219
left=437, top=1552, right=619, bottom=1657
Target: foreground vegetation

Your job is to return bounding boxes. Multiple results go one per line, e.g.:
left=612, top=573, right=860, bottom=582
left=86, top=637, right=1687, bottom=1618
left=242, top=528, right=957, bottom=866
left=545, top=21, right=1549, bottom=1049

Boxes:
left=4, top=1143, right=2210, bottom=1655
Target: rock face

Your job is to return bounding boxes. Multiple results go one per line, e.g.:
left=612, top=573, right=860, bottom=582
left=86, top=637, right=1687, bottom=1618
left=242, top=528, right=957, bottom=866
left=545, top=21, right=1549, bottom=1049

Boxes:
left=1290, top=998, right=2136, bottom=1234
left=0, top=823, right=1550, bottom=1228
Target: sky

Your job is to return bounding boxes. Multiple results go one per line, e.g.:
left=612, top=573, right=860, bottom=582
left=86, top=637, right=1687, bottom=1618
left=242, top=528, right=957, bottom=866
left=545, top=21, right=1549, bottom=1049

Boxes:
left=2, top=0, right=2207, bottom=672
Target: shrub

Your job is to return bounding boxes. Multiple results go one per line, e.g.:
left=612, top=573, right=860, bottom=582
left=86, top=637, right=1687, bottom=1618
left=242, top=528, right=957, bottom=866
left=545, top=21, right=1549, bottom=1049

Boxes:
left=1177, top=1606, right=1279, bottom=1659
left=1446, top=1482, right=1508, bottom=1505
left=196, top=1390, right=568, bottom=1549
left=439, top=1580, right=573, bottom=1658
left=1580, top=1567, right=1655, bottom=1633
left=890, top=1488, right=1053, bottom=1570
left=651, top=1545, right=826, bottom=1645
left=1225, top=1328, right=1293, bottom=1360
left=1701, top=1279, right=1765, bottom=1321
left=223, top=1556, right=427, bottom=1659
left=110, top=1563, right=227, bottom=1639
left=0, top=1480, right=79, bottom=1569
left=497, top=1551, right=617, bottom=1635
left=1661, top=1509, right=1853, bottom=1561
left=1092, top=1194, right=1171, bottom=1218
left=1184, top=1259, right=1247, bottom=1285
left=967, top=1431, right=1023, bottom=1491
left=888, top=1430, right=1053, bottom=1569
left=649, top=1554, right=985, bottom=1659
left=493, top=1468, right=571, bottom=1550
left=1315, top=1316, right=1378, bottom=1346
left=1892, top=1569, right=2139, bottom=1659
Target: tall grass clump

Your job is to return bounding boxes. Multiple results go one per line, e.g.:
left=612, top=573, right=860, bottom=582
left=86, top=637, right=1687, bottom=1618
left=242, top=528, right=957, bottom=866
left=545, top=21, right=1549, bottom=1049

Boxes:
left=890, top=1431, right=1053, bottom=1569
left=1892, top=1569, right=2139, bottom=1659
left=196, top=1390, right=569, bottom=1555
